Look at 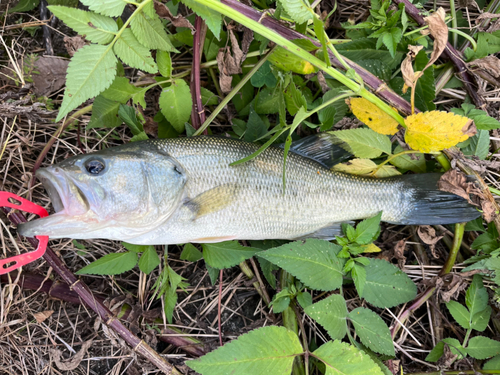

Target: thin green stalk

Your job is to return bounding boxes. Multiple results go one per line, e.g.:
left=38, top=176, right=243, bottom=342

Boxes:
left=462, top=327, right=472, bottom=348
left=440, top=223, right=465, bottom=276
left=192, top=0, right=406, bottom=126
left=374, top=149, right=440, bottom=171
left=435, top=152, right=452, bottom=171
left=448, top=28, right=477, bottom=51
left=489, top=186, right=500, bottom=196
left=450, top=0, right=458, bottom=47
left=193, top=47, right=275, bottom=136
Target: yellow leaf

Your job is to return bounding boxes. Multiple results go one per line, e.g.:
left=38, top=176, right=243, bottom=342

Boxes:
left=350, top=98, right=399, bottom=135
left=404, top=111, right=476, bottom=153
left=332, top=158, right=377, bottom=175
left=360, top=243, right=382, bottom=253
left=268, top=46, right=317, bottom=75
left=370, top=165, right=401, bottom=178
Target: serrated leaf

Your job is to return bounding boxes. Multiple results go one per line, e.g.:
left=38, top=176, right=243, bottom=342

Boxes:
left=276, top=0, right=313, bottom=24
left=244, top=107, right=267, bottom=142
left=467, top=336, right=500, bottom=359
left=101, top=76, right=142, bottom=104
left=268, top=46, right=316, bottom=75
left=157, top=50, right=172, bottom=78
left=404, top=111, right=475, bottom=153
left=466, top=274, right=489, bottom=318
left=122, top=242, right=149, bottom=253
left=336, top=38, right=403, bottom=70
left=426, top=338, right=465, bottom=362
left=206, top=264, right=220, bottom=285
left=159, top=79, right=192, bottom=132
left=76, top=251, right=138, bottom=275
left=130, top=10, right=176, bottom=52
left=257, top=239, right=343, bottom=291
left=319, top=89, right=349, bottom=131
left=87, top=95, right=121, bottom=129
left=80, top=0, right=126, bottom=17
left=389, top=145, right=426, bottom=173
left=412, top=49, right=436, bottom=112
left=461, top=129, right=490, bottom=160
left=329, top=128, right=392, bottom=159
left=138, top=246, right=160, bottom=274
left=355, top=212, right=382, bottom=244
left=313, top=341, right=384, bottom=375
left=471, top=306, right=492, bottom=332
left=251, top=61, right=277, bottom=88
left=381, top=27, right=402, bottom=58
left=164, top=283, right=178, bottom=324
left=114, top=28, right=158, bottom=73
left=304, top=294, right=348, bottom=340
left=118, top=104, right=144, bottom=135
left=446, top=300, right=471, bottom=329
left=361, top=258, right=417, bottom=308
left=257, top=257, right=279, bottom=289
left=180, top=243, right=203, bottom=262
left=332, top=159, right=377, bottom=175
left=181, top=0, right=222, bottom=39
left=297, top=292, right=312, bottom=309
left=187, top=326, right=302, bottom=375
left=350, top=98, right=399, bottom=135
left=48, top=6, right=117, bottom=44
left=56, top=44, right=117, bottom=121
left=202, top=241, right=260, bottom=269
left=484, top=355, right=500, bottom=370
left=349, top=307, right=395, bottom=356
left=352, top=263, right=367, bottom=296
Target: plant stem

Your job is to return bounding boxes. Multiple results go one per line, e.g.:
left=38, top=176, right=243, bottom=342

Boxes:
left=440, top=223, right=465, bottom=276
left=448, top=28, right=477, bottom=51
left=434, top=152, right=451, bottom=171
left=190, top=16, right=207, bottom=131
left=449, top=0, right=458, bottom=47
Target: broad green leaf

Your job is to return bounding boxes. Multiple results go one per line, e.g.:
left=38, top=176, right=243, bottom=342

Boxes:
left=297, top=292, right=312, bottom=309
left=389, top=145, right=426, bottom=173
left=313, top=340, right=384, bottom=375
left=461, top=129, right=490, bottom=160
left=80, top=0, right=127, bottom=17
left=130, top=10, right=176, bottom=52
left=256, top=87, right=283, bottom=114
left=56, top=44, right=117, bottom=121
left=122, top=242, right=149, bottom=253
left=180, top=243, right=203, bottom=262
left=9, top=0, right=40, bottom=12
left=426, top=338, right=465, bottom=362
left=118, top=104, right=144, bottom=135
left=159, top=79, right=193, bottom=132
left=257, top=239, right=343, bottom=291
left=329, top=128, right=392, bottom=159
left=352, top=264, right=366, bottom=296
left=181, top=0, right=222, bottom=39
left=380, top=28, right=402, bottom=58
left=349, top=307, right=395, bottom=356
left=465, top=217, right=485, bottom=232
left=87, top=95, right=121, bottom=129
left=138, top=246, right=160, bottom=274
left=276, top=0, right=313, bottom=24
left=467, top=336, right=500, bottom=359
left=76, top=251, right=138, bottom=275
left=412, top=49, right=436, bottom=112
left=268, top=46, right=316, bottom=75
left=114, top=28, right=158, bottom=73
left=355, top=212, right=382, bottom=244
left=451, top=103, right=500, bottom=130
left=244, top=107, right=267, bottom=142
left=361, top=259, right=417, bottom=308
left=336, top=38, right=403, bottom=70
left=251, top=61, right=277, bottom=88
left=206, top=264, right=220, bottom=285
left=202, top=241, right=260, bottom=269
left=304, top=294, right=348, bottom=340
left=471, top=306, right=492, bottom=332
left=446, top=301, right=471, bottom=329
left=200, top=87, right=219, bottom=106
left=271, top=290, right=291, bottom=313
left=484, top=355, right=500, bottom=370
left=350, top=98, right=399, bottom=135
left=101, top=76, right=142, bottom=104
left=466, top=274, right=489, bottom=318
left=157, top=51, right=172, bottom=78
left=48, top=6, right=117, bottom=44
left=187, top=326, right=302, bottom=375
left=318, top=89, right=349, bottom=131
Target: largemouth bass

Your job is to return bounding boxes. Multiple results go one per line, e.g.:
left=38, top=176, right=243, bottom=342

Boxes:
left=18, top=135, right=479, bottom=244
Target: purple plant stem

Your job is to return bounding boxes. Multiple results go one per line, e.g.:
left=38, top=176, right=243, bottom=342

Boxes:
left=393, top=0, right=486, bottom=109
left=190, top=16, right=208, bottom=132
left=221, top=0, right=415, bottom=115
left=2, top=208, right=181, bottom=375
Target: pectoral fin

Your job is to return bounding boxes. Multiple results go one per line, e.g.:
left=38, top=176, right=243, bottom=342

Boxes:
left=184, top=184, right=239, bottom=220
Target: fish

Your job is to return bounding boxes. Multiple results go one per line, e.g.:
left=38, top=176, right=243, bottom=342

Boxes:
left=17, top=134, right=480, bottom=244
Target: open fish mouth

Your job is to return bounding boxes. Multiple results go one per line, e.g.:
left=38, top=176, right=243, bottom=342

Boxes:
left=17, top=167, right=91, bottom=238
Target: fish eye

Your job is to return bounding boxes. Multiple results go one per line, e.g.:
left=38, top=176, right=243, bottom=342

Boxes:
left=174, top=165, right=182, bottom=175
left=84, top=158, right=106, bottom=175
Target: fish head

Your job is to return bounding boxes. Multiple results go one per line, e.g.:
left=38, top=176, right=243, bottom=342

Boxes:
left=18, top=142, right=187, bottom=240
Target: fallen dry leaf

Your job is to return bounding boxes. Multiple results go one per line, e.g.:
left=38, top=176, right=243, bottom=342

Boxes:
left=401, top=45, right=424, bottom=93
left=216, top=50, right=233, bottom=93
left=63, top=35, right=86, bottom=57
left=154, top=1, right=195, bottom=31
left=481, top=200, right=497, bottom=223
left=50, top=340, right=93, bottom=371
left=437, top=169, right=479, bottom=204
left=33, top=310, right=54, bottom=324
left=423, top=7, right=448, bottom=71
left=467, top=55, right=500, bottom=87
left=417, top=225, right=444, bottom=256
left=394, top=239, right=407, bottom=269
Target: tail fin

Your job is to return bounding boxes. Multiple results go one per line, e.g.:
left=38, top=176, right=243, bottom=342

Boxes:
left=396, top=173, right=481, bottom=225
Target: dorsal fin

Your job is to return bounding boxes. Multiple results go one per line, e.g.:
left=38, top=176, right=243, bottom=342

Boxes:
left=281, top=133, right=352, bottom=169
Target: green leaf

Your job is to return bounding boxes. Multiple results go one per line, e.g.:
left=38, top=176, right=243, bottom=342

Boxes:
left=451, top=103, right=500, bottom=130
left=336, top=38, right=402, bottom=70
left=257, top=239, right=344, bottom=291
left=244, top=107, right=267, bottom=142
left=255, top=87, right=282, bottom=114
left=164, top=283, right=178, bottom=324
left=87, top=95, right=121, bottom=129
left=56, top=44, right=117, bottom=122
left=467, top=336, right=500, bottom=359
left=380, top=28, right=402, bottom=58
left=159, top=79, right=192, bottom=132
left=466, top=274, right=489, bottom=318
left=349, top=307, right=395, bottom=356
left=118, top=104, right=144, bottom=135
left=313, top=341, right=384, bottom=375
left=130, top=10, right=176, bottom=52
left=329, top=128, right=392, bottom=159
left=157, top=51, right=172, bottom=78
left=389, top=145, right=426, bottom=173
left=79, top=0, right=127, bottom=17
left=352, top=263, right=367, bottom=296
left=187, top=326, right=302, bottom=375
left=484, top=355, right=500, bottom=370
left=271, top=290, right=291, bottom=313
left=465, top=217, right=485, bottom=232
left=114, top=28, right=158, bottom=73
left=361, top=259, right=417, bottom=308
left=446, top=300, right=471, bottom=329
left=101, top=76, right=142, bottom=104
left=257, top=257, right=279, bottom=289
left=138, top=246, right=160, bottom=274
left=9, top=0, right=40, bottom=12
left=200, top=87, right=219, bottom=106
left=202, top=241, right=260, bottom=269
left=461, top=130, right=490, bottom=160
left=48, top=6, right=117, bottom=45
left=276, top=0, right=313, bottom=24
left=471, top=306, right=492, bottom=332
left=318, top=89, right=349, bottom=131
left=251, top=61, right=277, bottom=88
left=426, top=338, right=465, bottom=362
left=304, top=294, right=348, bottom=340
left=76, top=251, right=138, bottom=275
left=297, top=292, right=312, bottom=309
left=355, top=212, right=382, bottom=244
left=206, top=264, right=220, bottom=285
left=181, top=0, right=222, bottom=39
left=180, top=243, right=203, bottom=262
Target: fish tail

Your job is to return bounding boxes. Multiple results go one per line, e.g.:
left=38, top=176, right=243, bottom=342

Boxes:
left=393, top=173, right=481, bottom=225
